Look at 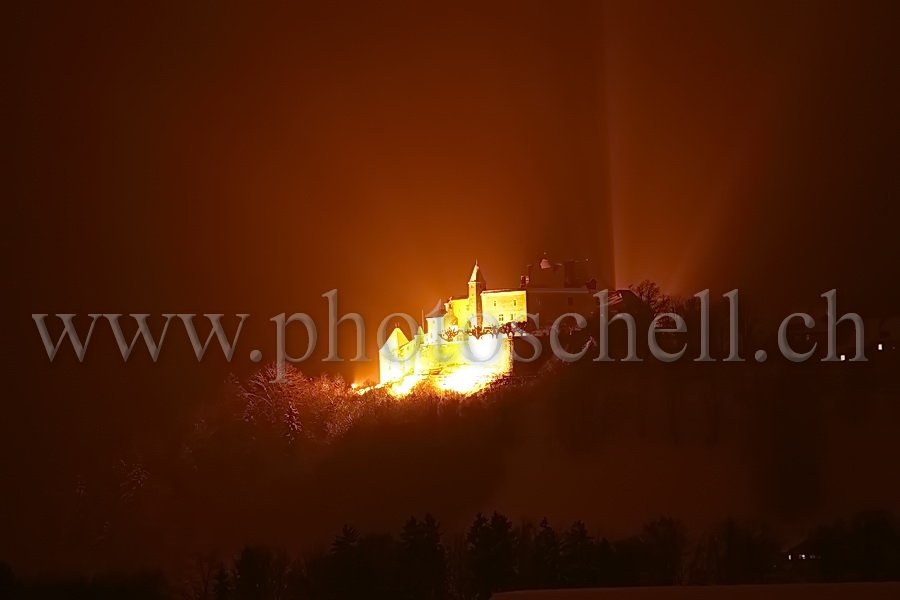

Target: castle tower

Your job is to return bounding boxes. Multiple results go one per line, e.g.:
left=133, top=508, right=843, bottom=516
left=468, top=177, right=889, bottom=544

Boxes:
left=468, top=261, right=485, bottom=328
left=426, top=298, right=446, bottom=343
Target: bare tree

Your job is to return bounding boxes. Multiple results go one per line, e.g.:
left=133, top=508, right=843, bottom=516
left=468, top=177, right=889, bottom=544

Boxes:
left=629, top=280, right=675, bottom=317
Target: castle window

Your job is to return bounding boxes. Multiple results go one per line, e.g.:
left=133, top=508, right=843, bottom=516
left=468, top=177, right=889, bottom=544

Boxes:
left=493, top=301, right=497, bottom=307
left=513, top=300, right=517, bottom=306
left=499, top=314, right=504, bottom=322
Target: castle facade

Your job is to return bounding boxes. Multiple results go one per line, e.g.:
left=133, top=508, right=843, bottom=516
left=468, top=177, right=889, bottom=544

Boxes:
left=378, top=257, right=605, bottom=390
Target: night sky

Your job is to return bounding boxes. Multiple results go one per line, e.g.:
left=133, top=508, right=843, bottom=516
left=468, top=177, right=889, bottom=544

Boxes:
left=3, top=0, right=900, bottom=575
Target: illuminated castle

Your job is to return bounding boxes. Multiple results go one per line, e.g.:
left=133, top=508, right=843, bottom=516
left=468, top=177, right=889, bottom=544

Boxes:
left=378, top=257, right=603, bottom=394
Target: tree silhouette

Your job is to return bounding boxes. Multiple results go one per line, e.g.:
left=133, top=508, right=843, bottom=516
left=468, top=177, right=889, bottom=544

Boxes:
left=811, top=510, right=900, bottom=582
left=0, top=563, right=20, bottom=600
left=466, top=326, right=488, bottom=340
left=190, top=553, right=217, bottom=600
left=465, top=512, right=517, bottom=599
left=642, top=516, right=689, bottom=585
left=398, top=514, right=446, bottom=599
left=560, top=521, right=601, bottom=588
left=629, top=280, right=675, bottom=318
left=213, top=563, right=232, bottom=600
left=531, top=518, right=561, bottom=589
left=850, top=510, right=900, bottom=582
left=331, top=524, right=361, bottom=555
left=314, top=525, right=400, bottom=600
left=702, top=518, right=779, bottom=584
left=233, top=546, right=290, bottom=600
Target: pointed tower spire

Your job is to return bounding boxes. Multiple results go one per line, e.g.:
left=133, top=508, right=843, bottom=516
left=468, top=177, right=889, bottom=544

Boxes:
left=467, top=261, right=485, bottom=327
left=469, top=260, right=485, bottom=283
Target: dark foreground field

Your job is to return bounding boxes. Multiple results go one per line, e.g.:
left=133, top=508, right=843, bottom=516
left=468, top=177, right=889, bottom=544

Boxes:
left=493, top=583, right=900, bottom=600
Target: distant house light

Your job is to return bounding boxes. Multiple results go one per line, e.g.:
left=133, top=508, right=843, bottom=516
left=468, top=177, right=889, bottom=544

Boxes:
left=840, top=354, right=846, bottom=361
left=877, top=343, right=883, bottom=351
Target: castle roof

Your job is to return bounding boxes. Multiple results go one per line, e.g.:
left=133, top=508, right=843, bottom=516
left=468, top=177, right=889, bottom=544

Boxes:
left=426, top=299, right=447, bottom=318
left=383, top=327, right=409, bottom=350
left=469, top=261, right=485, bottom=283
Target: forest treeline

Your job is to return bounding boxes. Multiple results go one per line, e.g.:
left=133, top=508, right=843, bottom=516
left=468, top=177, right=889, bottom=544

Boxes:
left=2, top=508, right=899, bottom=600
